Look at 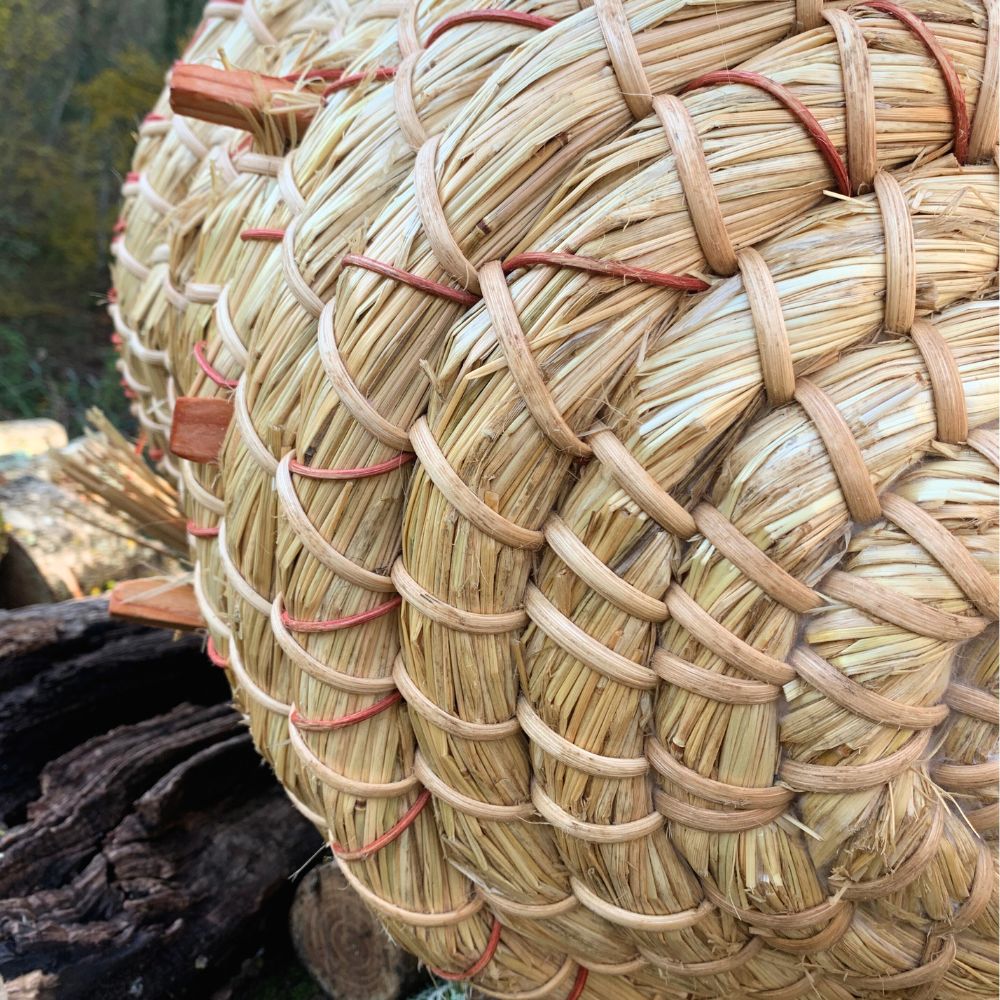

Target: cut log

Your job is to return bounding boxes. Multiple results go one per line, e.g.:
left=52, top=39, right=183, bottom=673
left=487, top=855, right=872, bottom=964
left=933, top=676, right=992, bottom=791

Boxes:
left=0, top=597, right=220, bottom=824
left=0, top=597, right=323, bottom=999
left=290, top=864, right=423, bottom=1000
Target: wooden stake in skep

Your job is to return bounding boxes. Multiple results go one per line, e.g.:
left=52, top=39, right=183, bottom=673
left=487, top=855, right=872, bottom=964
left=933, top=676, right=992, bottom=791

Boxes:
left=169, top=63, right=322, bottom=142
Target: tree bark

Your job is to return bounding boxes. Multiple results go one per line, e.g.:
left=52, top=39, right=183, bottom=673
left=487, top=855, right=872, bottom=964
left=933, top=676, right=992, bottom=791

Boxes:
left=0, top=598, right=323, bottom=999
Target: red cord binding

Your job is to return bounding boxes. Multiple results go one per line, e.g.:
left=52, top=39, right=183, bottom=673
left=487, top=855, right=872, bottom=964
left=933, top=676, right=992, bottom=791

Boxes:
left=430, top=919, right=503, bottom=980
left=206, top=636, right=230, bottom=668
left=503, top=252, right=709, bottom=291
left=289, top=691, right=402, bottom=731
left=323, top=66, right=397, bottom=95
left=288, top=452, right=415, bottom=479
left=566, top=967, right=588, bottom=1000
left=280, top=595, right=402, bottom=633
left=331, top=788, right=432, bottom=861
left=112, top=217, right=126, bottom=234
left=110, top=333, right=124, bottom=346
left=123, top=387, right=137, bottom=399
left=193, top=340, right=238, bottom=390
left=125, top=171, right=139, bottom=183
left=107, top=286, right=119, bottom=301
left=240, top=227, right=285, bottom=242
left=342, top=254, right=479, bottom=306
left=426, top=9, right=556, bottom=47
left=187, top=520, right=220, bottom=538
left=282, top=67, right=343, bottom=83
left=860, top=0, right=969, bottom=163
left=143, top=113, right=166, bottom=123
left=679, top=70, right=851, bottom=196
left=133, top=431, right=147, bottom=456
left=148, top=448, right=164, bottom=461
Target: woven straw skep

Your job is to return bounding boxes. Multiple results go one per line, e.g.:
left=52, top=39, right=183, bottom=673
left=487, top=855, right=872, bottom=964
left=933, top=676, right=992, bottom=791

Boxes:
left=649, top=304, right=997, bottom=995
left=481, top=162, right=998, bottom=982
left=376, top=5, right=991, bottom=974
left=166, top=2, right=406, bottom=712
left=110, top=0, right=355, bottom=466
left=207, top=0, right=589, bottom=813
left=213, top=5, right=1000, bottom=992
left=396, top=149, right=998, bottom=989
left=258, top=0, right=991, bottom=879
left=217, top=0, right=802, bottom=805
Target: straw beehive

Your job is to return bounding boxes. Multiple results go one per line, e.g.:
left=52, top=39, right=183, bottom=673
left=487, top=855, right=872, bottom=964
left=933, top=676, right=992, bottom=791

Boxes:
left=109, top=0, right=998, bottom=994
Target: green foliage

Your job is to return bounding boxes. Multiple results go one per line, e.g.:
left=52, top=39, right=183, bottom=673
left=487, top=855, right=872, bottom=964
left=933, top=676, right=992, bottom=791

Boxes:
left=0, top=0, right=200, bottom=435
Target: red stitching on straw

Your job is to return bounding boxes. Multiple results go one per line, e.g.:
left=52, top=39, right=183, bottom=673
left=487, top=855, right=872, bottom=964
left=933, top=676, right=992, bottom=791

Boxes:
left=206, top=636, right=230, bottom=668
left=503, top=252, right=709, bottom=291
left=112, top=217, right=126, bottom=234
left=290, top=691, right=402, bottom=731
left=288, top=452, right=415, bottom=479
left=148, top=448, right=164, bottom=461
left=126, top=171, right=139, bottom=183
left=430, top=919, right=503, bottom=981
left=426, top=9, right=556, bottom=47
left=323, top=66, right=397, bottom=96
left=133, top=431, right=147, bottom=456
left=343, top=251, right=708, bottom=303
left=283, top=67, right=344, bottom=83
left=341, top=254, right=479, bottom=306
left=110, top=333, right=123, bottom=346
left=566, top=967, right=588, bottom=1000
left=107, top=285, right=119, bottom=301
left=187, top=520, right=220, bottom=538
left=679, top=70, right=851, bottom=196
left=123, top=387, right=137, bottom=399
left=331, top=788, right=431, bottom=861
left=240, top=227, right=285, bottom=242
left=193, top=340, right=238, bottom=390
left=280, top=596, right=402, bottom=633
left=860, top=0, right=969, bottom=163
left=143, top=113, right=166, bottom=123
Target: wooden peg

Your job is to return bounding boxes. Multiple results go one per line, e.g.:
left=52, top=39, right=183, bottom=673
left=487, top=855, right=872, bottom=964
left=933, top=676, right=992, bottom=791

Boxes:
left=109, top=577, right=205, bottom=631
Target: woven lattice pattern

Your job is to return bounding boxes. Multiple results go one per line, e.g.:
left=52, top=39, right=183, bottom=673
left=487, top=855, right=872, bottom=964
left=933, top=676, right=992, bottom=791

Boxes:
left=110, top=0, right=999, bottom=995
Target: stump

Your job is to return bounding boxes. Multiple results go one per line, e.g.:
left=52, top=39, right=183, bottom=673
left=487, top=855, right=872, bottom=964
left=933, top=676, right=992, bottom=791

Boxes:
left=290, top=865, right=423, bottom=1000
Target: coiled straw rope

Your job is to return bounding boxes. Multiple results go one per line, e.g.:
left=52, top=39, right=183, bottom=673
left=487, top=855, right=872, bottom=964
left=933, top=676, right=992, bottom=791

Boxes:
left=110, top=0, right=999, bottom=992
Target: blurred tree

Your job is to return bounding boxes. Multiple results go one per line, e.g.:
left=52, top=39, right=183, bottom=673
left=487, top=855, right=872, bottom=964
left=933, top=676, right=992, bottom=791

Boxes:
left=0, top=0, right=200, bottom=434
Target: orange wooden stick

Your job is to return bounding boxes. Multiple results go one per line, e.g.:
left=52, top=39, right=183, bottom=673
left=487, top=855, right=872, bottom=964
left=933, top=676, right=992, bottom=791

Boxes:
left=169, top=62, right=319, bottom=135
left=170, top=397, right=234, bottom=464
left=109, top=578, right=205, bottom=631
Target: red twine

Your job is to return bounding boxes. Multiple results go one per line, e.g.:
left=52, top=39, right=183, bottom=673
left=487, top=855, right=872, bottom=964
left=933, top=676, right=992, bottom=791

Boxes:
left=206, top=636, right=230, bottom=668
left=679, top=70, right=851, bottom=197
left=193, top=340, right=238, bottom=390
left=426, top=9, right=556, bottom=47
left=280, top=595, right=402, bottom=633
left=240, top=227, right=285, bottom=242
left=331, top=788, right=432, bottom=861
left=341, top=253, right=479, bottom=306
left=187, top=520, right=220, bottom=538
left=288, top=452, right=414, bottom=480
left=289, top=691, right=402, bottom=731
left=860, top=0, right=969, bottom=163
left=566, top=967, right=588, bottom=1000
left=430, top=919, right=503, bottom=980
left=324, top=66, right=397, bottom=96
